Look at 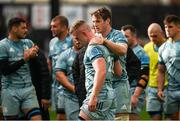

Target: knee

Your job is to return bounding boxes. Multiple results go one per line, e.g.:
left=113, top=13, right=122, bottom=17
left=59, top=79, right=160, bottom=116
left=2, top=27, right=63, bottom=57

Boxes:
left=26, top=108, right=41, bottom=120
left=78, top=116, right=85, bottom=121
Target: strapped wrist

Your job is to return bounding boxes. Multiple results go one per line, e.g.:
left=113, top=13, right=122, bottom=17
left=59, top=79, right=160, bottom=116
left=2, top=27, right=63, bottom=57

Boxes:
left=137, top=76, right=148, bottom=89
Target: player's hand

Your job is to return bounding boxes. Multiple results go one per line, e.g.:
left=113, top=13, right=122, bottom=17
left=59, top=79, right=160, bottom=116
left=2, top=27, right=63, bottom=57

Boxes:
left=29, top=45, right=39, bottom=58
left=131, top=95, right=138, bottom=108
left=89, top=34, right=104, bottom=45
left=88, top=95, right=97, bottom=112
left=24, top=49, right=30, bottom=62
left=157, top=90, right=165, bottom=102
left=41, top=99, right=50, bottom=110
left=24, top=45, right=39, bottom=61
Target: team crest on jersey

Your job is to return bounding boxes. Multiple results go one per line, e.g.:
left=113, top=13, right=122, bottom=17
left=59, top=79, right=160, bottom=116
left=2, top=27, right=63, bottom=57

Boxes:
left=69, top=57, right=74, bottom=62
left=9, top=47, right=15, bottom=52
left=23, top=45, right=29, bottom=50
left=62, top=44, right=68, bottom=50
left=121, top=104, right=128, bottom=110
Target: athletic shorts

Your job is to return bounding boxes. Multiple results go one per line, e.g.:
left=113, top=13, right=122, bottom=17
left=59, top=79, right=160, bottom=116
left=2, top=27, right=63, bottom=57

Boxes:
left=64, top=95, right=80, bottom=120
left=130, top=87, right=145, bottom=115
left=80, top=97, right=116, bottom=120
left=56, top=90, right=65, bottom=114
left=164, top=90, right=180, bottom=115
left=113, top=81, right=131, bottom=113
left=2, top=85, right=39, bottom=116
left=146, top=86, right=165, bottom=112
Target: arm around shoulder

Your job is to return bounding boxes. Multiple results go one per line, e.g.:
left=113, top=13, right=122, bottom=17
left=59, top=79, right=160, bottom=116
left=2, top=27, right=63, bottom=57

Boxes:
left=104, top=39, right=127, bottom=56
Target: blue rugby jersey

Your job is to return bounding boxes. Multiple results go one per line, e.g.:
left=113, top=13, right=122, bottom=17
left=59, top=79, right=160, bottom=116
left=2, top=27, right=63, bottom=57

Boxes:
left=48, top=35, right=73, bottom=89
left=106, top=29, right=128, bottom=85
left=55, top=47, right=78, bottom=99
left=84, top=44, right=114, bottom=100
left=158, top=40, right=180, bottom=90
left=0, top=38, right=34, bottom=88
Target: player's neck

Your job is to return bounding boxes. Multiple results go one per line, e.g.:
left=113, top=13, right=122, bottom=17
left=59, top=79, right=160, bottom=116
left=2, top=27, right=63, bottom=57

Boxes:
left=102, top=26, right=111, bottom=38
left=58, top=30, right=69, bottom=41
left=8, top=34, right=20, bottom=42
left=172, top=34, right=180, bottom=41
left=130, top=41, right=138, bottom=48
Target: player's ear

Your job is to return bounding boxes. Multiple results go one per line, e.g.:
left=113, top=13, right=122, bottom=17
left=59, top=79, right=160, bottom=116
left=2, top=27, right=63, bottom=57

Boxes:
left=12, top=26, right=18, bottom=33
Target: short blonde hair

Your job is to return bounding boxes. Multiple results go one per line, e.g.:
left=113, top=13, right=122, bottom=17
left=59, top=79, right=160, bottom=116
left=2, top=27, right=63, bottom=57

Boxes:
left=70, top=20, right=86, bottom=34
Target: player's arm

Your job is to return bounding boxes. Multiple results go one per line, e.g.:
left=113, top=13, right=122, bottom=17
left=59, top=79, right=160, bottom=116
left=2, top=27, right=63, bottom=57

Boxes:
left=0, top=59, right=25, bottom=75
left=157, top=64, right=166, bottom=101
left=88, top=57, right=106, bottom=112
left=56, top=71, right=75, bottom=93
left=113, top=59, right=122, bottom=77
left=0, top=46, right=38, bottom=76
left=103, top=38, right=127, bottom=56
left=92, top=57, right=106, bottom=97
left=136, top=66, right=149, bottom=90
left=131, top=64, right=149, bottom=107
left=134, top=52, right=149, bottom=93
left=47, top=57, right=52, bottom=73
left=55, top=50, right=75, bottom=93
left=90, top=36, right=127, bottom=56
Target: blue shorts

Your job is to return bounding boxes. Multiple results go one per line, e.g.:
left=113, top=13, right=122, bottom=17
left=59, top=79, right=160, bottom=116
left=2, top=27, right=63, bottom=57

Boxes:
left=146, top=86, right=165, bottom=113
left=57, top=90, right=65, bottom=113
left=51, top=86, right=57, bottom=111
left=130, top=87, right=145, bottom=115
left=51, top=86, right=66, bottom=114
left=64, top=95, right=79, bottom=120
left=51, top=86, right=60, bottom=112
left=113, top=81, right=131, bottom=113
left=81, top=97, right=116, bottom=120
left=164, top=90, right=180, bottom=115
left=1, top=85, right=39, bottom=116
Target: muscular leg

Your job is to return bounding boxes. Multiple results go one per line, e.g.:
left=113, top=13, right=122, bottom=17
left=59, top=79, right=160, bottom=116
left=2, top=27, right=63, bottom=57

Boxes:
left=24, top=108, right=42, bottom=120
left=56, top=109, right=66, bottom=120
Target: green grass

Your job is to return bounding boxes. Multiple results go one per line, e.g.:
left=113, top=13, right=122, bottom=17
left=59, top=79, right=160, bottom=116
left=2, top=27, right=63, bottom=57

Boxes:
left=49, top=109, right=56, bottom=120
left=140, top=105, right=150, bottom=120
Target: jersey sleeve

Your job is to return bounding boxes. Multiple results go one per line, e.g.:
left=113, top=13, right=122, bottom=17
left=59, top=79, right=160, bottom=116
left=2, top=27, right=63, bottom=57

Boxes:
left=158, top=44, right=165, bottom=65
left=0, top=42, right=8, bottom=60
left=112, top=30, right=128, bottom=44
left=87, top=46, right=104, bottom=63
left=55, top=52, right=67, bottom=73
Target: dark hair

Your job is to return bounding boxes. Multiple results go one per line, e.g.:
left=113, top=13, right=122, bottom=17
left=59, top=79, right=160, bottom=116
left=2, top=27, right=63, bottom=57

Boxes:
left=8, top=17, right=26, bottom=31
left=121, top=24, right=137, bottom=35
left=52, top=15, right=69, bottom=28
left=91, top=7, right=111, bottom=22
left=164, top=14, right=180, bottom=25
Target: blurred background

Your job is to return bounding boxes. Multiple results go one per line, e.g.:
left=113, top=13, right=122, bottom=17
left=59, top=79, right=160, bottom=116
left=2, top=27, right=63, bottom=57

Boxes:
left=0, top=0, right=180, bottom=55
